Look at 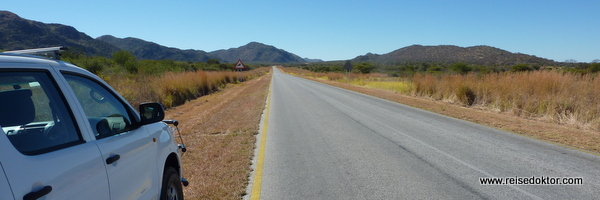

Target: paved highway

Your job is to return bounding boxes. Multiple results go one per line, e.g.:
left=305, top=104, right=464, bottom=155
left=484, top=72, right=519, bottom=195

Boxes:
left=249, top=67, right=600, bottom=199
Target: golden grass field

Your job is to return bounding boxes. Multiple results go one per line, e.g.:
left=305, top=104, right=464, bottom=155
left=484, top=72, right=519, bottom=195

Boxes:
left=104, top=68, right=269, bottom=109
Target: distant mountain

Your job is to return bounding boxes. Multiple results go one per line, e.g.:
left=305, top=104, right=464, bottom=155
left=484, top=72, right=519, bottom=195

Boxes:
left=98, top=37, right=309, bottom=63
left=2, top=11, right=559, bottom=66
left=304, top=57, right=324, bottom=63
left=354, top=45, right=557, bottom=66
left=97, top=35, right=215, bottom=62
left=0, top=11, right=316, bottom=63
left=210, top=42, right=306, bottom=63
left=0, top=10, right=119, bottom=57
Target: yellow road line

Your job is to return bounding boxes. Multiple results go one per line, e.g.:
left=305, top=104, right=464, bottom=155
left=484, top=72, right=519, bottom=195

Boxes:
left=250, top=75, right=273, bottom=200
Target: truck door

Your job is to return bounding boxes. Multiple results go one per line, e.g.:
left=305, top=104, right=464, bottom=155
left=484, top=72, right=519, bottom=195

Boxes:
left=0, top=70, right=109, bottom=200
left=63, top=74, right=160, bottom=199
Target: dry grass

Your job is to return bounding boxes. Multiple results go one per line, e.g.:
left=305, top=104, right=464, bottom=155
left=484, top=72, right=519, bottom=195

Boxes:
left=411, top=71, right=600, bottom=130
left=164, top=69, right=271, bottom=199
left=280, top=67, right=600, bottom=154
left=103, top=68, right=270, bottom=109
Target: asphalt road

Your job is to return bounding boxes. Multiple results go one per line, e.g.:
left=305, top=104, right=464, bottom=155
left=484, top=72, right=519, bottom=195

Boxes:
left=250, top=67, right=600, bottom=199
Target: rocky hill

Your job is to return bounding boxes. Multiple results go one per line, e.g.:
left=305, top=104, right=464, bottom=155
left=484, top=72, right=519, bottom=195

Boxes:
left=98, top=36, right=308, bottom=63
left=0, top=10, right=119, bottom=57
left=210, top=42, right=306, bottom=63
left=97, top=35, right=215, bottom=62
left=354, top=45, right=557, bottom=66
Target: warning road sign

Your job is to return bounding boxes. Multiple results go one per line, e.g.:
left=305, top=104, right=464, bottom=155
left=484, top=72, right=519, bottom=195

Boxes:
left=235, top=59, right=246, bottom=69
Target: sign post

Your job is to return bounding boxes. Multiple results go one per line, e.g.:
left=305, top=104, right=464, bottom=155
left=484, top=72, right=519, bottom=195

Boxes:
left=234, top=59, right=246, bottom=82
left=343, top=60, right=353, bottom=83
left=235, top=59, right=246, bottom=70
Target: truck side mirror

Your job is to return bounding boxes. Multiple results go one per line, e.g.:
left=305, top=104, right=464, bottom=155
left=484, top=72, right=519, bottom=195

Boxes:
left=139, top=103, right=165, bottom=125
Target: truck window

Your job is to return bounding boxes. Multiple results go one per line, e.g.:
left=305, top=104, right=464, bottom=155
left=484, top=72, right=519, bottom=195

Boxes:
left=63, top=74, right=134, bottom=139
left=0, top=71, right=82, bottom=155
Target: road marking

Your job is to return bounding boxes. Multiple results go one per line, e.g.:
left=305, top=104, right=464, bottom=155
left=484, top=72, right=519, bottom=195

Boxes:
left=250, top=72, right=273, bottom=200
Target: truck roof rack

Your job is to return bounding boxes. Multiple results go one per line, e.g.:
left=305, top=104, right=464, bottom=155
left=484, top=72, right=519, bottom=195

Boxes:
left=4, top=46, right=68, bottom=60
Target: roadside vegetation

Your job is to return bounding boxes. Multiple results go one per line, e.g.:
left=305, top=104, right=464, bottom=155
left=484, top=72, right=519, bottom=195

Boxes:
left=294, top=58, right=600, bottom=75
left=62, top=50, right=269, bottom=109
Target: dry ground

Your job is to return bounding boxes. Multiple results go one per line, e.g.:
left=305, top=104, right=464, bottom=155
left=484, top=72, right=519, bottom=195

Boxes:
left=165, top=70, right=271, bottom=199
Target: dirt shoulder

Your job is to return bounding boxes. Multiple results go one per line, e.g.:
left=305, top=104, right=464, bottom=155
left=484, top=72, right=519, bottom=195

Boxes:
left=294, top=74, right=600, bottom=155
left=165, top=71, right=271, bottom=199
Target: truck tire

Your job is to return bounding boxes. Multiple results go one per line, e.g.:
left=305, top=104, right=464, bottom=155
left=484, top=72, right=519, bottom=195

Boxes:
left=160, top=167, right=183, bottom=200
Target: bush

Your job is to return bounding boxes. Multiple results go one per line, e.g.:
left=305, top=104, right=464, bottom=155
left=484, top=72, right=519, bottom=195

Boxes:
left=124, top=61, right=139, bottom=74
left=450, top=63, right=471, bottom=74
left=455, top=85, right=476, bottom=106
left=589, top=63, right=600, bottom=73
left=112, top=50, right=135, bottom=66
left=511, top=64, right=532, bottom=72
left=83, top=58, right=104, bottom=74
left=353, top=63, right=375, bottom=74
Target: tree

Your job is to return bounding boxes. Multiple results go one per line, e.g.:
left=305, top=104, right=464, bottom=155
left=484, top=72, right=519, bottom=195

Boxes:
left=112, top=50, right=135, bottom=66
left=589, top=63, right=600, bottom=73
left=353, top=62, right=374, bottom=74
left=206, top=59, right=220, bottom=65
left=83, top=57, right=104, bottom=75
left=450, top=62, right=471, bottom=74
left=124, top=61, right=139, bottom=74
left=343, top=60, right=353, bottom=72
left=510, top=64, right=532, bottom=72
left=112, top=50, right=138, bottom=73
left=565, top=59, right=578, bottom=63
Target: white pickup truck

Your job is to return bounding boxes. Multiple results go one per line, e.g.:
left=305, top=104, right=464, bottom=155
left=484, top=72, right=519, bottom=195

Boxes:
left=0, top=48, right=187, bottom=200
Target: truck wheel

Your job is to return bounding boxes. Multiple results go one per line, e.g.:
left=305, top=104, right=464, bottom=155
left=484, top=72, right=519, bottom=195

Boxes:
left=160, top=167, right=183, bottom=200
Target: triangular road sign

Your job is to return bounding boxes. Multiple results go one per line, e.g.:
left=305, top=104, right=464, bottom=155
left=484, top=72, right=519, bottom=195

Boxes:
left=234, top=59, right=246, bottom=69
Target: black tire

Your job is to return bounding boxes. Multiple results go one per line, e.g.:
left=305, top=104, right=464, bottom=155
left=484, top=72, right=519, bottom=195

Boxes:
left=160, top=167, right=184, bottom=200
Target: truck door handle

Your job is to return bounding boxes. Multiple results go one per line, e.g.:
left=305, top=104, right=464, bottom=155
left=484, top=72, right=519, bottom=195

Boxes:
left=106, top=154, right=121, bottom=165
left=24, top=185, right=52, bottom=200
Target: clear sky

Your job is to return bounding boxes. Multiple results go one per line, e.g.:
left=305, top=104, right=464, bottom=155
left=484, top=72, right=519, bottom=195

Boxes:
left=4, top=0, right=599, bottom=62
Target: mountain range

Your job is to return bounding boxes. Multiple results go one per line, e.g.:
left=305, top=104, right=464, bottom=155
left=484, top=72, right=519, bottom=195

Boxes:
left=354, top=45, right=557, bottom=66
left=0, top=11, right=313, bottom=63
left=1, top=10, right=556, bottom=66
left=97, top=35, right=215, bottom=62
left=0, top=10, right=119, bottom=57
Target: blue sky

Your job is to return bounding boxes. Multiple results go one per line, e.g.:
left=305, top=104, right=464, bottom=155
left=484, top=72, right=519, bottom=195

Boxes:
left=4, top=0, right=599, bottom=62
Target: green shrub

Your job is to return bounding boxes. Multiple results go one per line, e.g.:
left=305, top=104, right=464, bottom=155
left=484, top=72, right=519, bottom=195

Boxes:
left=450, top=62, right=472, bottom=74
left=511, top=64, right=532, bottom=72
left=84, top=58, right=104, bottom=74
